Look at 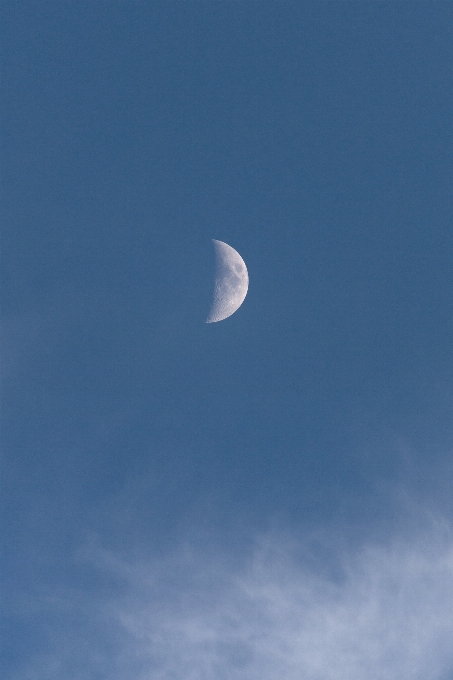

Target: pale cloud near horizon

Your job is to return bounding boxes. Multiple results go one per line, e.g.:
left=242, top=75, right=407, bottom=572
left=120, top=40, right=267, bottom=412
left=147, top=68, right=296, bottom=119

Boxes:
left=11, top=514, right=453, bottom=680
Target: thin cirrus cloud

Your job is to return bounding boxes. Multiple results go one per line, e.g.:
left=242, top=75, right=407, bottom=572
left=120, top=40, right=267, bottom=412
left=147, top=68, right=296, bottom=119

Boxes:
left=13, top=516, right=453, bottom=680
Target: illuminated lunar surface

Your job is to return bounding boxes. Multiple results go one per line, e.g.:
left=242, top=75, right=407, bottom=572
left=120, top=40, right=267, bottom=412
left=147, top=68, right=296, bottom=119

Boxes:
left=206, top=240, right=249, bottom=323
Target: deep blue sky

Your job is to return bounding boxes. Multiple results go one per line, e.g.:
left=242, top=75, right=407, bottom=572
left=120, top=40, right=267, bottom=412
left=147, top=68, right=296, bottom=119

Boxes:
left=2, top=3, right=453, bottom=678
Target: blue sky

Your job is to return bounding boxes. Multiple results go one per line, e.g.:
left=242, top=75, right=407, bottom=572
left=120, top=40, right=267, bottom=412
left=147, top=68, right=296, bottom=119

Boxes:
left=2, top=2, right=453, bottom=678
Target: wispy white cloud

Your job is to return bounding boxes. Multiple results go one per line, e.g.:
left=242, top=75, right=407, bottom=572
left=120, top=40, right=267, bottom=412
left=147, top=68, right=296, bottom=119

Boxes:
left=10, top=517, right=453, bottom=680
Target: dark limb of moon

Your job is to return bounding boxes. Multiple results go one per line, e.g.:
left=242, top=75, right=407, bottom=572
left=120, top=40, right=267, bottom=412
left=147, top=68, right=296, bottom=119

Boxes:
left=206, top=240, right=249, bottom=323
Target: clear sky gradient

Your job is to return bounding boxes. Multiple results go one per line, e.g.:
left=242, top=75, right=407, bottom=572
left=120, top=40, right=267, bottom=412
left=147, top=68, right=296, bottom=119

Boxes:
left=2, top=2, right=453, bottom=678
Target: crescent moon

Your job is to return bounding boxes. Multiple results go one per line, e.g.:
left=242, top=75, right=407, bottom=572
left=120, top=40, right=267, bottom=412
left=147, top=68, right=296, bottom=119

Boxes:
left=206, top=240, right=249, bottom=323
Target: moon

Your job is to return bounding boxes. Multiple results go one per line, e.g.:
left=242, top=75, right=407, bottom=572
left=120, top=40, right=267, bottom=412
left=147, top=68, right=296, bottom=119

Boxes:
left=206, top=240, right=249, bottom=323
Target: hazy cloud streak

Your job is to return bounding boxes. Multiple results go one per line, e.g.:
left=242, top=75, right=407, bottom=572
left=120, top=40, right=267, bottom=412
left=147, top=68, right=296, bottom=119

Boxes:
left=12, top=517, right=453, bottom=680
